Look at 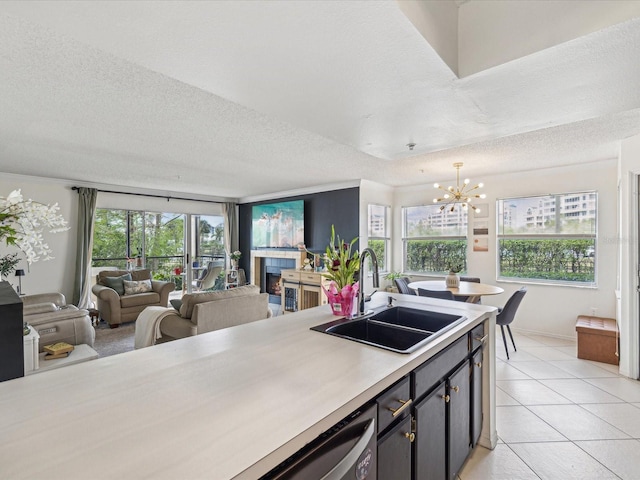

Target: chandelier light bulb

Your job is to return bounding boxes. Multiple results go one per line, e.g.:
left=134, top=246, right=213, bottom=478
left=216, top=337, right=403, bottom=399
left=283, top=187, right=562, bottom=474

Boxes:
left=432, top=162, right=485, bottom=214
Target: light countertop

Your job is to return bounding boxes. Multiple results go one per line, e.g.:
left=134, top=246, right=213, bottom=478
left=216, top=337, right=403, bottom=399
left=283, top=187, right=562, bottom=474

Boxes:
left=0, top=292, right=497, bottom=480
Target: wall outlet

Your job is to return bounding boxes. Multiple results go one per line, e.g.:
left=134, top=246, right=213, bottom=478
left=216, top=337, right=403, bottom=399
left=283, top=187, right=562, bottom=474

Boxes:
left=590, top=307, right=597, bottom=316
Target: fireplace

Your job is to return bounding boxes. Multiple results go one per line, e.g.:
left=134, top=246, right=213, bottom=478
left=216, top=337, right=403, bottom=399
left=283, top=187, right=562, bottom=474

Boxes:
left=261, top=258, right=296, bottom=304
left=250, top=250, right=306, bottom=305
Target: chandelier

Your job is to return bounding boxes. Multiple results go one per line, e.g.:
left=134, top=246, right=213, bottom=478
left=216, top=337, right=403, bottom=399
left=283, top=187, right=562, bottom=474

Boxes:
left=433, top=162, right=486, bottom=213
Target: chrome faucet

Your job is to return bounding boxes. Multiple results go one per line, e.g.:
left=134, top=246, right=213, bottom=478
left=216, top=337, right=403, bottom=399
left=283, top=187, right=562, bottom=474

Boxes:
left=358, top=247, right=380, bottom=316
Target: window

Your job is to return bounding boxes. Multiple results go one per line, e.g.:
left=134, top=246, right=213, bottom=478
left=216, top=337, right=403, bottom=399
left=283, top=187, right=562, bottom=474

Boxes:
left=497, top=192, right=596, bottom=285
left=92, top=209, right=224, bottom=284
left=368, top=204, right=390, bottom=272
left=403, top=205, right=467, bottom=274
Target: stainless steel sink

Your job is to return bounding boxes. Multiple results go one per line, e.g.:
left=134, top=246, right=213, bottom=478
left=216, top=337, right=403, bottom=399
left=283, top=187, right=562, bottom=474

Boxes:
left=311, top=306, right=466, bottom=353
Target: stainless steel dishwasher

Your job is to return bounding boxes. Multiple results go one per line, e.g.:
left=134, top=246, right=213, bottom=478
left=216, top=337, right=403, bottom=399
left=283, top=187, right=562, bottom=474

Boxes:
left=260, top=404, right=377, bottom=480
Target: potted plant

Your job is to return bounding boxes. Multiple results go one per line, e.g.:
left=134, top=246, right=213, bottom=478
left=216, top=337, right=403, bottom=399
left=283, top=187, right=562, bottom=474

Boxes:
left=384, top=271, right=403, bottom=292
left=0, top=189, right=68, bottom=281
left=322, top=225, right=360, bottom=317
left=446, top=264, right=463, bottom=288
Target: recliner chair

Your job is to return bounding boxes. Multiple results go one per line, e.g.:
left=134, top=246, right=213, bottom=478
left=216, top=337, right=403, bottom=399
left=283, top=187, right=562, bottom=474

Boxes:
left=23, top=292, right=95, bottom=352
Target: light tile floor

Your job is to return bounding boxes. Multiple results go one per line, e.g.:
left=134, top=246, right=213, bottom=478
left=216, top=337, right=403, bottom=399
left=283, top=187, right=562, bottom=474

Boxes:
left=459, top=331, right=640, bottom=480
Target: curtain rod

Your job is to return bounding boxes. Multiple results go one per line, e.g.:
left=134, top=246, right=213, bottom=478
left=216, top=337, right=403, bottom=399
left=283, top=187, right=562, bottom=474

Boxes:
left=71, top=186, right=224, bottom=204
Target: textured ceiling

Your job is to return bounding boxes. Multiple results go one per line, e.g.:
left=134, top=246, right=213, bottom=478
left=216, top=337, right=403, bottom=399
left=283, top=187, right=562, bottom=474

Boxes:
left=0, top=1, right=639, bottom=201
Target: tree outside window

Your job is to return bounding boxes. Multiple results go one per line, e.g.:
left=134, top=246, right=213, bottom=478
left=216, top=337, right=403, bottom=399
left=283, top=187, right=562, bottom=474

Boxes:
left=92, top=209, right=224, bottom=286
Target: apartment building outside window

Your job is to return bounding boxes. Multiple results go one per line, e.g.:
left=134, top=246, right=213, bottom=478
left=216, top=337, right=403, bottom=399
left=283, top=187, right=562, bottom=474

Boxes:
left=497, top=192, right=596, bottom=285
left=403, top=204, right=467, bottom=274
left=368, top=204, right=390, bottom=273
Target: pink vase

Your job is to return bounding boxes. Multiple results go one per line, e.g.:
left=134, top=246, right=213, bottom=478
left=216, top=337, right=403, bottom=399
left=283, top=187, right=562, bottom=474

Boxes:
left=324, top=282, right=359, bottom=318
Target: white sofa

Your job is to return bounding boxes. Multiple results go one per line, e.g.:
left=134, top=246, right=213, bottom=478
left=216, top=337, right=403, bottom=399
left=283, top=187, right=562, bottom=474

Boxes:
left=159, top=285, right=272, bottom=341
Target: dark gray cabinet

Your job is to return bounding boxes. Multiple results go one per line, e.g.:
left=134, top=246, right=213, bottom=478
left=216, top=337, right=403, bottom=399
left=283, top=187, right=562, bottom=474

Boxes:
left=447, top=361, right=471, bottom=480
left=414, top=383, right=446, bottom=480
left=375, top=319, right=488, bottom=480
left=471, top=349, right=483, bottom=447
left=0, top=281, right=24, bottom=382
left=378, top=414, right=412, bottom=480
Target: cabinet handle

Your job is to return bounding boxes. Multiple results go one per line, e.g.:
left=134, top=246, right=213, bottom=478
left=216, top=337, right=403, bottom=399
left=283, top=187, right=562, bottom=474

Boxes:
left=441, top=394, right=450, bottom=403
left=475, top=361, right=482, bottom=368
left=450, top=385, right=460, bottom=394
left=404, top=432, right=415, bottom=442
left=474, top=334, right=488, bottom=343
left=388, top=398, right=413, bottom=417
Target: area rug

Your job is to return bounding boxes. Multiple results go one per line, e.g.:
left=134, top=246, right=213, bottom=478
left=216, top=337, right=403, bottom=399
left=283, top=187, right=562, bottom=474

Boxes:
left=93, top=321, right=136, bottom=358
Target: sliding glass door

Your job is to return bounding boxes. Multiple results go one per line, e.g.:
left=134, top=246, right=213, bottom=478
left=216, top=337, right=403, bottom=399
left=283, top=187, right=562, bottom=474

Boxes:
left=92, top=209, right=224, bottom=294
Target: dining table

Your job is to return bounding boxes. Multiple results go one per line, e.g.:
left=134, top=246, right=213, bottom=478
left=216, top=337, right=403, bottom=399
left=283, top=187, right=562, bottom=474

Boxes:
left=407, top=280, right=504, bottom=304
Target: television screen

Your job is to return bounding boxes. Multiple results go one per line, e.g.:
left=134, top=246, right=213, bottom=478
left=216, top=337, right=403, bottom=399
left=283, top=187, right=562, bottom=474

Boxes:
left=252, top=200, right=304, bottom=248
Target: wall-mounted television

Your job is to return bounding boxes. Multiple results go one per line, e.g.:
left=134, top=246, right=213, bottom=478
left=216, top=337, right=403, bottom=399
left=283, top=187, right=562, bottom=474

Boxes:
left=252, top=200, right=304, bottom=248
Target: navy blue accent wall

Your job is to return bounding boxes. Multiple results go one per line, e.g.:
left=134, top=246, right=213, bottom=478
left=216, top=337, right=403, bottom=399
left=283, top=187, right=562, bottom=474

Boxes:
left=238, top=187, right=360, bottom=272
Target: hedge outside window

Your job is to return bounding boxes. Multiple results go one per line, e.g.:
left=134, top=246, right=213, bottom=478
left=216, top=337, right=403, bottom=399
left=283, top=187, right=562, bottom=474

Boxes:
left=497, top=192, right=596, bottom=285
left=403, top=204, right=467, bottom=274
left=368, top=204, right=390, bottom=273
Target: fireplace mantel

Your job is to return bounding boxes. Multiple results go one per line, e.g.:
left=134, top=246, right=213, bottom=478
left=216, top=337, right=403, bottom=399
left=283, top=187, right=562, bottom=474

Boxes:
left=250, top=250, right=306, bottom=288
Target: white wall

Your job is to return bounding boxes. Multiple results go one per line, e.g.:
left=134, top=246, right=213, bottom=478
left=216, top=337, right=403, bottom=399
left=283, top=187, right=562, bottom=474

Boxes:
left=619, top=133, right=640, bottom=379
left=393, top=160, right=618, bottom=340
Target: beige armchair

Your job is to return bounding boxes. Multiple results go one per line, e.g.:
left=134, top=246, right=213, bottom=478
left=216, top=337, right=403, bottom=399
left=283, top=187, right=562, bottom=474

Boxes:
left=23, top=292, right=95, bottom=352
left=92, top=269, right=175, bottom=328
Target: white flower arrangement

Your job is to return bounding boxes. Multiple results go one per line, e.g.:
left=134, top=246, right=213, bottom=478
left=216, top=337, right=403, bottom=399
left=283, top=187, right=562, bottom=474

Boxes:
left=0, top=189, right=69, bottom=273
left=230, top=250, right=242, bottom=261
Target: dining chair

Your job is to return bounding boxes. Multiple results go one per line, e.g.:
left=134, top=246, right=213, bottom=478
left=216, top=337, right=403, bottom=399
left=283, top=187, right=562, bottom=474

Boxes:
left=395, top=276, right=416, bottom=295
left=458, top=276, right=481, bottom=303
left=417, top=288, right=455, bottom=301
left=496, top=287, right=527, bottom=359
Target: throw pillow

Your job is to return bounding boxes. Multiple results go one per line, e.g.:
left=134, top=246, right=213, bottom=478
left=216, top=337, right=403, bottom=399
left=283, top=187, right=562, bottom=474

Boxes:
left=123, top=279, right=153, bottom=295
left=103, top=273, right=132, bottom=296
left=170, top=298, right=182, bottom=312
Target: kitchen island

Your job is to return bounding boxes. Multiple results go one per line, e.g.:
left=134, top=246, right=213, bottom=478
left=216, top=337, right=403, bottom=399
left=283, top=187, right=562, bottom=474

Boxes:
left=0, top=292, right=497, bottom=479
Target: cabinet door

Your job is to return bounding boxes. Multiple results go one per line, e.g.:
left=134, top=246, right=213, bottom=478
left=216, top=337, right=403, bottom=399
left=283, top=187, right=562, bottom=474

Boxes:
left=447, top=362, right=471, bottom=480
left=414, top=383, right=447, bottom=480
left=300, top=284, right=322, bottom=310
left=377, top=414, right=412, bottom=480
left=281, top=282, right=299, bottom=314
left=471, top=349, right=483, bottom=447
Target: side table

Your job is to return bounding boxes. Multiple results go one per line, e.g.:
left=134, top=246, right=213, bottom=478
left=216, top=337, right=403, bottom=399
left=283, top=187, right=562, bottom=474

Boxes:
left=88, top=308, right=100, bottom=326
left=27, top=344, right=99, bottom=375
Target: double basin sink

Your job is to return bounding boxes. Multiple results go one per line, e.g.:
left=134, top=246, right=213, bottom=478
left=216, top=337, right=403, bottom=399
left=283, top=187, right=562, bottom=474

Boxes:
left=311, top=305, right=466, bottom=354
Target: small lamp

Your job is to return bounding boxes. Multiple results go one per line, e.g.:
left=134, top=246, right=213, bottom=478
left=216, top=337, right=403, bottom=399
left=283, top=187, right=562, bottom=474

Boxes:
left=14, top=269, right=25, bottom=295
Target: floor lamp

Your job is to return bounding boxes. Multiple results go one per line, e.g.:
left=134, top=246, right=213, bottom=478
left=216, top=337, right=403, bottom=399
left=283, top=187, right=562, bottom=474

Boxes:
left=14, top=269, right=25, bottom=295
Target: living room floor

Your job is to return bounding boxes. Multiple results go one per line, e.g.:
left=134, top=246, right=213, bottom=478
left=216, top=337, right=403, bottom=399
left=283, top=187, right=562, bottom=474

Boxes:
left=459, top=331, right=640, bottom=480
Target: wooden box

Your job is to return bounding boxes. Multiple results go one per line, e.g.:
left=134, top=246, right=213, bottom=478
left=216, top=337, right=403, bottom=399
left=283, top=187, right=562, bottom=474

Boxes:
left=575, top=315, right=619, bottom=365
